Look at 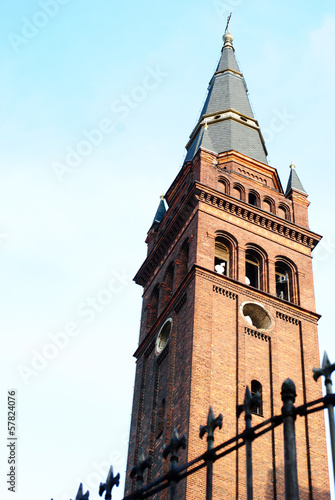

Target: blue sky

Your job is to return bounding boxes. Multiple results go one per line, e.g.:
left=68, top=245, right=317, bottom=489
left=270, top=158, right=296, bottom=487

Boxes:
left=1, top=1, right=335, bottom=499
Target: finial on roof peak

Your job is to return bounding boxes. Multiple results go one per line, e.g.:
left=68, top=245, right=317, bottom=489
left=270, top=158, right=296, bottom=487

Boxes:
left=160, top=194, right=164, bottom=200
left=290, top=162, right=296, bottom=170
left=223, top=13, right=233, bottom=48
left=223, top=32, right=234, bottom=48
left=224, top=12, right=232, bottom=34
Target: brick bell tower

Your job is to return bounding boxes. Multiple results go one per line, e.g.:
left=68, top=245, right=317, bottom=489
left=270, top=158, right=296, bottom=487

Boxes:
left=125, top=32, right=330, bottom=499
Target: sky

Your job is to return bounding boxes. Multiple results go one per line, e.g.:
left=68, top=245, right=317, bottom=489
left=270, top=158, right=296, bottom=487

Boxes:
left=1, top=1, right=335, bottom=499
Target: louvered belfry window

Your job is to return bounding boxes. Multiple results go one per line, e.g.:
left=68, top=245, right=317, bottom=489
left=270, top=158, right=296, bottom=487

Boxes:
left=275, top=264, right=290, bottom=301
left=214, top=239, right=230, bottom=276
left=245, top=251, right=260, bottom=289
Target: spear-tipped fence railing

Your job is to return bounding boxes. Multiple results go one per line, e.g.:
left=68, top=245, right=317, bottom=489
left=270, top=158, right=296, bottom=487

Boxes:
left=59, top=352, right=335, bottom=500
left=237, top=385, right=260, bottom=500
left=199, top=406, right=222, bottom=500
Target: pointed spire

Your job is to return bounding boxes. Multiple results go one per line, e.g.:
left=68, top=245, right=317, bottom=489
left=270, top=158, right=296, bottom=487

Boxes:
left=285, top=163, right=307, bottom=196
left=152, top=196, right=167, bottom=225
left=185, top=32, right=268, bottom=165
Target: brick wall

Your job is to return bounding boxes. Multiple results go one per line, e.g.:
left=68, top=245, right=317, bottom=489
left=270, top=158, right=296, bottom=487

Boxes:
left=125, top=150, right=329, bottom=499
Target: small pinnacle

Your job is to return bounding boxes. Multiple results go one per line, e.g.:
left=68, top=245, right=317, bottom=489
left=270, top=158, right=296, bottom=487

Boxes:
left=290, top=162, right=296, bottom=169
left=160, top=194, right=164, bottom=200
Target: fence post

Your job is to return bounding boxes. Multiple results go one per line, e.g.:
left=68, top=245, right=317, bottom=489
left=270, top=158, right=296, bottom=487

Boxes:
left=281, top=378, right=299, bottom=500
left=99, top=466, right=120, bottom=500
left=237, top=386, right=260, bottom=500
left=313, top=351, right=335, bottom=483
left=200, top=406, right=223, bottom=500
left=163, top=427, right=187, bottom=500
left=71, top=483, right=90, bottom=500
left=130, top=448, right=151, bottom=495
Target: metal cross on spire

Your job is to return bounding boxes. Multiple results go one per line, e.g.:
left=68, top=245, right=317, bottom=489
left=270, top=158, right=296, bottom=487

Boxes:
left=224, top=12, right=232, bottom=34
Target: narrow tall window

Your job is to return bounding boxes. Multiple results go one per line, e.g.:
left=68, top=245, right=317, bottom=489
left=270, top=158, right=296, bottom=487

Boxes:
left=263, top=199, right=274, bottom=213
left=214, top=239, right=230, bottom=276
left=161, top=264, right=174, bottom=309
left=245, top=251, right=260, bottom=288
left=233, top=185, right=243, bottom=200
left=218, top=177, right=229, bottom=194
left=176, top=242, right=189, bottom=288
left=156, top=398, right=166, bottom=438
left=275, top=264, right=290, bottom=301
left=251, top=380, right=263, bottom=416
left=147, top=286, right=159, bottom=331
left=248, top=192, right=258, bottom=206
left=278, top=204, right=290, bottom=221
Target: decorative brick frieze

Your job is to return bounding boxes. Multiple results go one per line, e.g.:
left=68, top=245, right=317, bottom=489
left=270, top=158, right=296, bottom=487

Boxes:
left=157, top=344, right=169, bottom=365
left=245, top=327, right=270, bottom=341
left=134, top=193, right=198, bottom=287
left=237, top=167, right=267, bottom=185
left=195, top=266, right=320, bottom=326
left=144, top=339, right=155, bottom=358
left=198, top=187, right=320, bottom=250
left=174, top=293, right=187, bottom=313
left=276, top=311, right=300, bottom=325
left=213, top=284, right=237, bottom=300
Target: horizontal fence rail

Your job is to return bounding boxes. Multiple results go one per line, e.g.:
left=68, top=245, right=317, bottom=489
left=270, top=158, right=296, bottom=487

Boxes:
left=59, top=351, right=335, bottom=500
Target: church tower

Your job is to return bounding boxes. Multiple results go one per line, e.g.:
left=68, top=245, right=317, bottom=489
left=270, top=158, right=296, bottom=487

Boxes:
left=125, top=32, right=330, bottom=499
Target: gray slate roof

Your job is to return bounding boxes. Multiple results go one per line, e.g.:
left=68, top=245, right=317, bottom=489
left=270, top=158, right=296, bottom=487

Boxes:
left=153, top=198, right=167, bottom=225
left=216, top=44, right=240, bottom=73
left=201, top=72, right=253, bottom=117
left=185, top=119, right=267, bottom=163
left=185, top=36, right=268, bottom=165
left=285, top=167, right=307, bottom=195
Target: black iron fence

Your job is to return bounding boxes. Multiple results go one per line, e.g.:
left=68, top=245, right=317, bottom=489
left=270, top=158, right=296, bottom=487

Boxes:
left=64, top=352, right=335, bottom=500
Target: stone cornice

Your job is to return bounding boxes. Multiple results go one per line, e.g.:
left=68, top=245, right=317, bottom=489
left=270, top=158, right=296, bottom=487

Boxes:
left=195, top=182, right=321, bottom=251
left=134, top=264, right=320, bottom=360
left=195, top=265, right=321, bottom=324
left=186, top=108, right=262, bottom=151
left=135, top=181, right=321, bottom=290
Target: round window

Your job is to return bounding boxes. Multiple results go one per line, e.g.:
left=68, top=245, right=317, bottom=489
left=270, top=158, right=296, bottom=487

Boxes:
left=241, top=302, right=273, bottom=330
left=156, top=318, right=172, bottom=354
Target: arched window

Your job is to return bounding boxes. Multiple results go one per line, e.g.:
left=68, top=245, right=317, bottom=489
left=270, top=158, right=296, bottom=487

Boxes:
left=275, top=265, right=290, bottom=301
left=278, top=203, right=290, bottom=221
left=275, top=259, right=297, bottom=303
left=161, top=264, right=174, bottom=309
left=263, top=197, right=275, bottom=214
left=218, top=176, right=230, bottom=194
left=251, top=380, right=263, bottom=416
left=233, top=183, right=245, bottom=201
left=248, top=190, right=260, bottom=207
left=214, top=232, right=237, bottom=279
left=245, top=246, right=267, bottom=291
left=214, top=238, right=230, bottom=276
left=147, top=286, right=159, bottom=331
left=245, top=250, right=261, bottom=289
left=176, top=241, right=189, bottom=288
